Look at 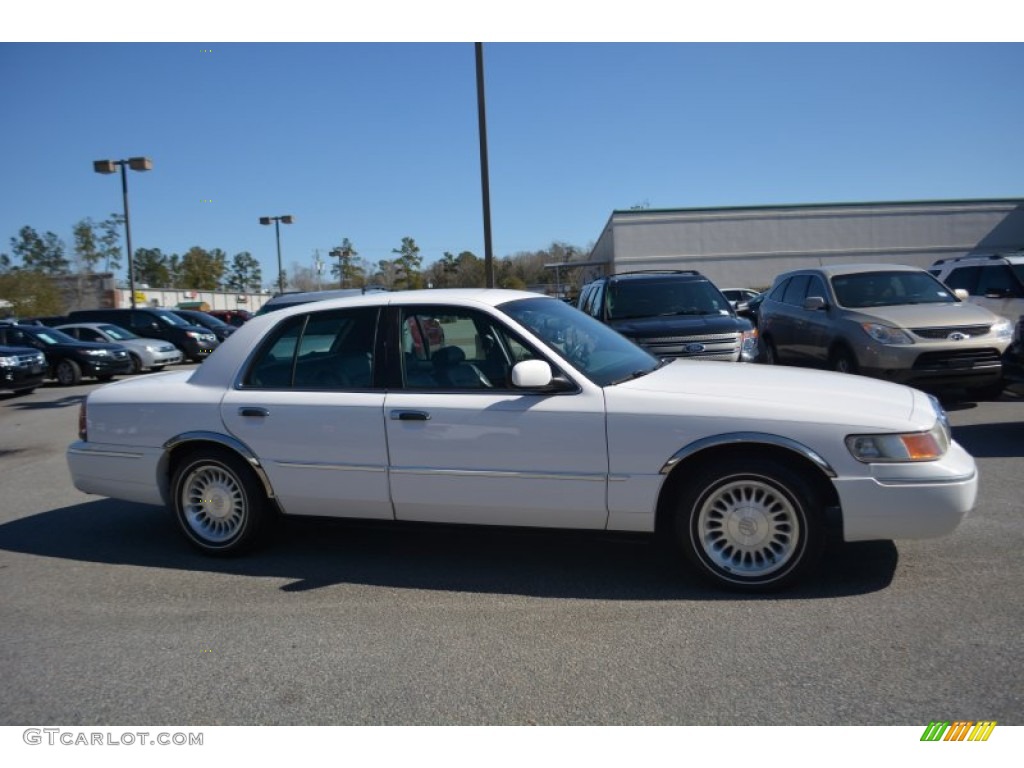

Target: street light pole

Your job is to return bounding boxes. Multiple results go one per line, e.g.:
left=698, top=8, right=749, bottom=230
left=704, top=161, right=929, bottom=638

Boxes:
left=93, top=156, right=152, bottom=309
left=259, top=215, right=294, bottom=294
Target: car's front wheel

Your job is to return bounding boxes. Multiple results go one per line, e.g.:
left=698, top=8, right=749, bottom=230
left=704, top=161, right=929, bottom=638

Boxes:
left=55, top=359, right=82, bottom=386
left=171, top=449, right=267, bottom=555
left=673, top=458, right=825, bottom=591
left=829, top=346, right=858, bottom=375
left=128, top=353, right=143, bottom=374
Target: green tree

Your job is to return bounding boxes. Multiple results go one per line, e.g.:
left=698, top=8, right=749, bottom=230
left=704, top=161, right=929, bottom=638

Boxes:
left=329, top=238, right=364, bottom=287
left=134, top=247, right=171, bottom=287
left=72, top=218, right=103, bottom=274
left=8, top=226, right=69, bottom=275
left=226, top=251, right=262, bottom=293
left=167, top=253, right=183, bottom=287
left=391, top=236, right=423, bottom=290
left=0, top=269, right=63, bottom=316
left=99, top=214, right=125, bottom=273
left=180, top=246, right=226, bottom=290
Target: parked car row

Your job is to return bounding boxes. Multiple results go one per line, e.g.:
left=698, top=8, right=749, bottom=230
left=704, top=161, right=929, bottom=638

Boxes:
left=0, top=305, right=256, bottom=392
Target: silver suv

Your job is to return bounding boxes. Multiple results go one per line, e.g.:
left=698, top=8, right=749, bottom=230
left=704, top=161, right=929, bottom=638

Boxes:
left=759, top=263, right=1013, bottom=397
left=929, top=251, right=1024, bottom=320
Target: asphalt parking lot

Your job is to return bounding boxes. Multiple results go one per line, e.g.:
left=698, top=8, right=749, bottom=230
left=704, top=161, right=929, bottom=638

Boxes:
left=0, top=369, right=1021, bottom=725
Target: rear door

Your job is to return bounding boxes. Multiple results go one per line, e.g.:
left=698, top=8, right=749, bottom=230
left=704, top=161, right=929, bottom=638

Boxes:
left=220, top=306, right=392, bottom=520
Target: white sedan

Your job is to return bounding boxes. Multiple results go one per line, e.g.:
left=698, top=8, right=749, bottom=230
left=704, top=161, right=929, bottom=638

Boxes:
left=66, top=289, right=977, bottom=591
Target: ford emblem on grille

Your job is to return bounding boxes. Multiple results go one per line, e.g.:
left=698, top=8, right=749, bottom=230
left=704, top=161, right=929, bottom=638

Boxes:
left=685, top=343, right=706, bottom=353
left=947, top=332, right=968, bottom=341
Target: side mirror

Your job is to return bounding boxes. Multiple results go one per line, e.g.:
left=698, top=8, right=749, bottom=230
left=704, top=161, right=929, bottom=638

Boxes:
left=511, top=360, right=574, bottom=392
left=511, top=359, right=553, bottom=388
left=803, top=296, right=828, bottom=311
left=953, top=289, right=970, bottom=301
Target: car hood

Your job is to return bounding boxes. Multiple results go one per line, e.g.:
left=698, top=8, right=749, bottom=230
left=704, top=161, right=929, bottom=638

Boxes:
left=609, top=313, right=749, bottom=337
left=846, top=301, right=999, bottom=328
left=48, top=342, right=126, bottom=354
left=608, top=359, right=935, bottom=432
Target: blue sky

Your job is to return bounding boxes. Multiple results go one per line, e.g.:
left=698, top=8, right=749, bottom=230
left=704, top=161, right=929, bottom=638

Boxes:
left=2, top=36, right=1022, bottom=286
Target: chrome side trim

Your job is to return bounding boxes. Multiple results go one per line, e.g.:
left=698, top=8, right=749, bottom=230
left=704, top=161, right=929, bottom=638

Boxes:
left=659, top=432, right=837, bottom=478
left=275, top=461, right=386, bottom=473
left=163, top=431, right=276, bottom=499
left=874, top=470, right=977, bottom=487
left=67, top=447, right=144, bottom=460
left=390, top=467, right=622, bottom=482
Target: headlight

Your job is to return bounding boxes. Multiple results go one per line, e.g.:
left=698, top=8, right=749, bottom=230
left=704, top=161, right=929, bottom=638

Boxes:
left=991, top=317, right=1012, bottom=340
left=846, top=421, right=950, bottom=463
left=861, top=322, right=914, bottom=345
left=84, top=349, right=109, bottom=357
left=145, top=345, right=163, bottom=352
left=186, top=331, right=202, bottom=340
left=0, top=355, right=16, bottom=367
left=739, top=328, right=758, bottom=362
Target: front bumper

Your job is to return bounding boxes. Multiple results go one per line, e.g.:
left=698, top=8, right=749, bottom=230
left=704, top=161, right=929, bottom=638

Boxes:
left=80, top=356, right=134, bottom=377
left=1, top=365, right=46, bottom=392
left=832, top=440, right=977, bottom=541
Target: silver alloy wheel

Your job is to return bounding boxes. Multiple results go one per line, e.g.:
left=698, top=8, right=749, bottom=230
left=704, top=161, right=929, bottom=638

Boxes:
left=180, top=464, right=247, bottom=543
left=695, top=477, right=799, bottom=578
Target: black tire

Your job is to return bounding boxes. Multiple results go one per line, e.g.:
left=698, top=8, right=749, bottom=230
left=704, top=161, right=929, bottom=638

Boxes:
left=673, top=457, right=825, bottom=592
left=13, top=388, right=35, bottom=396
left=170, top=448, right=268, bottom=555
left=829, top=346, right=858, bottom=375
left=762, top=338, right=779, bottom=366
left=128, top=353, right=143, bottom=374
left=55, top=359, right=82, bottom=386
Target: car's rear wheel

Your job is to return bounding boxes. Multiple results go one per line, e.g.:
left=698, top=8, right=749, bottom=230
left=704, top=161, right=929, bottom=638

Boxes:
left=171, top=449, right=267, bottom=555
left=128, top=353, right=143, bottom=374
left=55, top=359, right=82, bottom=386
left=762, top=338, right=779, bottom=365
left=673, top=457, right=825, bottom=591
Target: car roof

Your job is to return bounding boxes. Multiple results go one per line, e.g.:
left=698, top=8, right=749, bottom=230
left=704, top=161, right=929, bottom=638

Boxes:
left=778, top=263, right=929, bottom=280
left=932, top=252, right=1024, bottom=267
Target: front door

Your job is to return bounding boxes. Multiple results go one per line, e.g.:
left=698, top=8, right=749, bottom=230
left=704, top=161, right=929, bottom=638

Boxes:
left=383, top=304, right=610, bottom=529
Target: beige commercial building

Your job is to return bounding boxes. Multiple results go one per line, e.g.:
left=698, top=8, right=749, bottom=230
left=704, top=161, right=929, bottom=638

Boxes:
left=585, top=198, right=1024, bottom=290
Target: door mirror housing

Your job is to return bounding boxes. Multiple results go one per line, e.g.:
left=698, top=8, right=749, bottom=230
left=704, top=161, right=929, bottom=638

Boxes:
left=511, top=360, right=574, bottom=392
left=953, top=288, right=970, bottom=301
left=803, top=296, right=828, bottom=311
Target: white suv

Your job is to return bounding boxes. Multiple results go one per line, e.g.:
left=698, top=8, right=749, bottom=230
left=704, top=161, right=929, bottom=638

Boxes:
left=929, top=251, right=1024, bottom=320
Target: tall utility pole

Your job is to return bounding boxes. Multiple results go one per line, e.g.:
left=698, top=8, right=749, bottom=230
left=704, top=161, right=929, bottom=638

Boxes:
left=475, top=42, right=495, bottom=288
left=93, top=157, right=152, bottom=309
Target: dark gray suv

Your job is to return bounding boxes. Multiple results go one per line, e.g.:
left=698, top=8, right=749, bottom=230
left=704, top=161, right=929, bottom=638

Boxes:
left=576, top=271, right=757, bottom=362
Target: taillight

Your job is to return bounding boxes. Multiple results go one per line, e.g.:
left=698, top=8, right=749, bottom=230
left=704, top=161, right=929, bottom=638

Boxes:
left=78, top=401, right=87, bottom=441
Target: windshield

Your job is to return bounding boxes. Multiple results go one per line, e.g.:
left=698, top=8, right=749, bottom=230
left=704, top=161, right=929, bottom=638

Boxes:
left=607, top=279, right=732, bottom=320
left=30, top=328, right=78, bottom=345
left=831, top=271, right=957, bottom=308
left=98, top=324, right=138, bottom=340
left=500, top=296, right=659, bottom=387
left=1012, top=263, right=1024, bottom=287
left=156, top=311, right=189, bottom=326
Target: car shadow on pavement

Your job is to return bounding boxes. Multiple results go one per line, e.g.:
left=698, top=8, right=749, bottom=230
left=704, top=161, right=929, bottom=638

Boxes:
left=4, top=394, right=84, bottom=410
left=0, top=499, right=897, bottom=601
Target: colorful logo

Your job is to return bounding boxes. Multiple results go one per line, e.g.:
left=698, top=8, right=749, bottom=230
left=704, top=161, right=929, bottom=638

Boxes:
left=921, top=721, right=996, bottom=741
